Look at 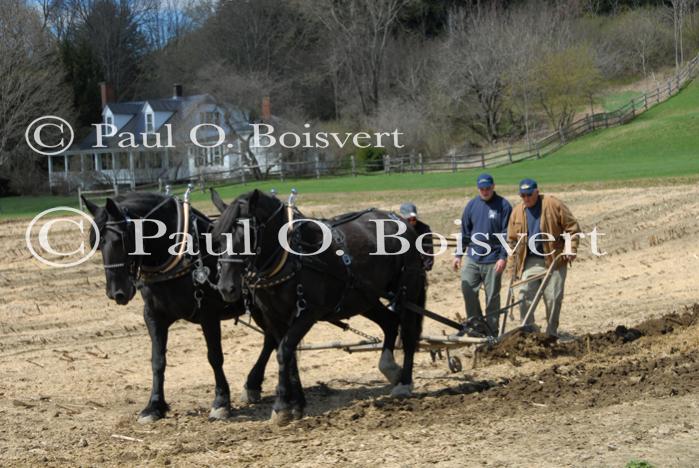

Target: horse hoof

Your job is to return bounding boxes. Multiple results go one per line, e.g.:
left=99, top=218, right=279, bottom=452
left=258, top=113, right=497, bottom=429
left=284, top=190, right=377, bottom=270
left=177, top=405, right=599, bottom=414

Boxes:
left=291, top=406, right=304, bottom=421
left=379, top=363, right=403, bottom=386
left=270, top=408, right=293, bottom=426
left=209, top=406, right=231, bottom=420
left=240, top=387, right=261, bottom=404
left=137, top=413, right=161, bottom=424
left=379, top=350, right=403, bottom=385
left=390, top=383, right=413, bottom=398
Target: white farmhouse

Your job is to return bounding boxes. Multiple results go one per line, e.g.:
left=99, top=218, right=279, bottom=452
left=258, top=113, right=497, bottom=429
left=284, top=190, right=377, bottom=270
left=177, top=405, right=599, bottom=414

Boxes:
left=51, top=83, right=277, bottom=190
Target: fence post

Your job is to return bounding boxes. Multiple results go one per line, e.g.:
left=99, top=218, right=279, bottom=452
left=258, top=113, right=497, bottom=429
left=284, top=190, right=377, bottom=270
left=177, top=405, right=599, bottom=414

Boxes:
left=418, top=153, right=424, bottom=175
left=384, top=155, right=391, bottom=174
left=314, top=155, right=320, bottom=179
left=279, top=152, right=284, bottom=182
left=631, top=99, right=635, bottom=117
left=480, top=152, right=485, bottom=168
left=668, top=80, right=672, bottom=96
left=78, top=186, right=83, bottom=211
left=199, top=173, right=205, bottom=192
left=656, top=86, right=660, bottom=103
left=400, top=155, right=405, bottom=173
left=644, top=94, right=648, bottom=111
left=508, top=147, right=513, bottom=163
left=451, top=154, right=457, bottom=172
left=536, top=142, right=541, bottom=159
left=158, top=177, right=163, bottom=192
left=350, top=154, right=356, bottom=177
left=604, top=113, right=609, bottom=128
left=676, top=74, right=680, bottom=89
left=241, top=166, right=246, bottom=185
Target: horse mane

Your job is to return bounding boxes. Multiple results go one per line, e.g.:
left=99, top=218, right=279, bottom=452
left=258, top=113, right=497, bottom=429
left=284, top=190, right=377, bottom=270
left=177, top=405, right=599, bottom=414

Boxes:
left=212, top=190, right=285, bottom=238
left=212, top=197, right=241, bottom=239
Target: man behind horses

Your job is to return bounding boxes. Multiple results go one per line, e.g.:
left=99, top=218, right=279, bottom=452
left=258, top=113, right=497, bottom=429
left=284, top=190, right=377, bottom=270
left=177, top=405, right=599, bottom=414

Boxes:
left=507, top=178, right=581, bottom=338
left=453, top=173, right=512, bottom=336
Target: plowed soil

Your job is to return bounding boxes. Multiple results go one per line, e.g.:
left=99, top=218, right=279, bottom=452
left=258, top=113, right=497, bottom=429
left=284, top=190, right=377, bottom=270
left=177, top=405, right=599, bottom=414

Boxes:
left=2, top=183, right=699, bottom=467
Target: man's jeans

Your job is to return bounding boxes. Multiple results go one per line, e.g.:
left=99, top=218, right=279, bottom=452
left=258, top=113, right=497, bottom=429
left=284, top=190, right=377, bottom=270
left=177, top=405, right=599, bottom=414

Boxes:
left=519, top=256, right=567, bottom=336
left=461, top=257, right=501, bottom=335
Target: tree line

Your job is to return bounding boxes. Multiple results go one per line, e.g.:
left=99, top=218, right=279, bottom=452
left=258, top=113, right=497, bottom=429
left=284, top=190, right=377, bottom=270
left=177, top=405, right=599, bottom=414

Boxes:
left=1, top=0, right=697, bottom=194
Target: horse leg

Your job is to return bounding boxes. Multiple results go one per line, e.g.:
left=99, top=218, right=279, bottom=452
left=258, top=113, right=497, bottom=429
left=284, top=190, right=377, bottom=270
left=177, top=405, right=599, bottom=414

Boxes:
left=364, top=307, right=401, bottom=385
left=200, top=318, right=231, bottom=420
left=391, top=281, right=425, bottom=398
left=271, top=313, right=315, bottom=426
left=241, top=331, right=276, bottom=404
left=139, top=309, right=172, bottom=423
left=288, top=354, right=306, bottom=420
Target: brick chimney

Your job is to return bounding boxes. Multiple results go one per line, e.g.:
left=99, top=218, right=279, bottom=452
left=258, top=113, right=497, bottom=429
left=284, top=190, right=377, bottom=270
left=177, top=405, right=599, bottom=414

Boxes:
left=99, top=82, right=115, bottom=109
left=261, top=96, right=271, bottom=120
left=173, top=84, right=183, bottom=99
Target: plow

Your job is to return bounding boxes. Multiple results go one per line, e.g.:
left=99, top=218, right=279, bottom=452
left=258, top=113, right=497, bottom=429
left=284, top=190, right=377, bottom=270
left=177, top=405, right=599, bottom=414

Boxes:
left=231, top=235, right=565, bottom=372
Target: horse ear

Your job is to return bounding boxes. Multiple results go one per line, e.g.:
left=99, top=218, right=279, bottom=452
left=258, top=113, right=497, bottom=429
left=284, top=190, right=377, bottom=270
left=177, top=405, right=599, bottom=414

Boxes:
left=81, top=196, right=100, bottom=217
left=210, top=188, right=228, bottom=213
left=104, top=198, right=123, bottom=219
left=249, top=189, right=260, bottom=209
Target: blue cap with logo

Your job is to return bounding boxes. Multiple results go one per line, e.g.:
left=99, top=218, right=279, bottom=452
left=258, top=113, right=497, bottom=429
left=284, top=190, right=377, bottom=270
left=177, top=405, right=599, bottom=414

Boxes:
left=476, top=173, right=494, bottom=189
left=399, top=202, right=418, bottom=219
left=519, top=178, right=538, bottom=195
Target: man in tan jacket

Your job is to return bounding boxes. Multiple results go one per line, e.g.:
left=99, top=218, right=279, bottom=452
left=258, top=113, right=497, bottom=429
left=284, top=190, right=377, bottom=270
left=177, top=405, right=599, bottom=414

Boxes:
left=507, top=178, right=581, bottom=337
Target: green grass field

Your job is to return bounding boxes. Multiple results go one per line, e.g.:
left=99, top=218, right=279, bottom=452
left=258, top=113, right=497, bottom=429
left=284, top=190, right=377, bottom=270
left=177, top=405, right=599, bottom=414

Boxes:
left=2, top=77, right=699, bottom=219
left=600, top=89, right=645, bottom=112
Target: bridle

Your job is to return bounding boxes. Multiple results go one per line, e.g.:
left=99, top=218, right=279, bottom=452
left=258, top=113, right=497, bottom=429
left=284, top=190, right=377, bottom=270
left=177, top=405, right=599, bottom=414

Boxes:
left=217, top=193, right=298, bottom=288
left=99, top=189, right=193, bottom=283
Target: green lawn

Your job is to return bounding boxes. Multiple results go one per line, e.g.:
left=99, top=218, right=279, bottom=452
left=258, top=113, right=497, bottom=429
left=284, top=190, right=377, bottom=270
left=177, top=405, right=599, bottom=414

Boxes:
left=600, top=89, right=645, bottom=112
left=2, top=77, right=699, bottom=219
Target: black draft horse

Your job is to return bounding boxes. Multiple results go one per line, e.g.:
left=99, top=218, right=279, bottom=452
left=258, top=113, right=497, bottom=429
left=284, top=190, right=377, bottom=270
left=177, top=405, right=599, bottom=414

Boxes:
left=83, top=191, right=403, bottom=422
left=82, top=191, right=270, bottom=422
left=213, top=189, right=426, bottom=426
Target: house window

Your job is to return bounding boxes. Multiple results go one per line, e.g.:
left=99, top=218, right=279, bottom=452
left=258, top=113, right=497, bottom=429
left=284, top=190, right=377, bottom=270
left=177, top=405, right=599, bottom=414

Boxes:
left=84, top=155, right=95, bottom=171
left=212, top=146, right=222, bottom=166
left=101, top=153, right=113, bottom=170
left=195, top=147, right=207, bottom=167
left=199, top=111, right=221, bottom=125
left=145, top=112, right=154, bottom=133
left=117, top=152, right=129, bottom=169
left=134, top=152, right=145, bottom=169
left=148, top=152, right=162, bottom=168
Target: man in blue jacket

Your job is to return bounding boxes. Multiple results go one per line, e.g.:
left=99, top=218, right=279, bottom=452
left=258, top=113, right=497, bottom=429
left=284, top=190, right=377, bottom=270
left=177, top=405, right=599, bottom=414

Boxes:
left=452, top=173, right=512, bottom=336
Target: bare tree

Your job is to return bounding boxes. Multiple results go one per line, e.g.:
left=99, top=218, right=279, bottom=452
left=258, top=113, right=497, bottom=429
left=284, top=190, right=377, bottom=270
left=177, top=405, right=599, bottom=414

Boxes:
left=195, top=65, right=290, bottom=180
left=439, top=5, right=513, bottom=143
left=533, top=46, right=601, bottom=141
left=0, top=0, right=72, bottom=178
left=301, top=0, right=410, bottom=115
left=671, top=0, right=689, bottom=69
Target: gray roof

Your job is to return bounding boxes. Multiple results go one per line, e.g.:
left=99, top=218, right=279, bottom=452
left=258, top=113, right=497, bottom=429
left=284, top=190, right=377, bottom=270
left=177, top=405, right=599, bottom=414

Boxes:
left=69, top=94, right=257, bottom=153
left=106, top=102, right=143, bottom=114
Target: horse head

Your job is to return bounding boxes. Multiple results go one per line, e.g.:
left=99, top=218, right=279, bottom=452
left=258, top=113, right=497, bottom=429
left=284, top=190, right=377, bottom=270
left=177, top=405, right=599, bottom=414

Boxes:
left=83, top=195, right=138, bottom=305
left=83, top=192, right=181, bottom=306
left=212, top=189, right=285, bottom=302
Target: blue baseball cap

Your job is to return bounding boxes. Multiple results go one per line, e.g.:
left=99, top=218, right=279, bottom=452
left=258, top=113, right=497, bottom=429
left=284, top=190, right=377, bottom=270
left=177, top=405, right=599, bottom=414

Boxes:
left=519, top=178, right=538, bottom=195
left=400, top=202, right=418, bottom=218
left=476, top=173, right=494, bottom=189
